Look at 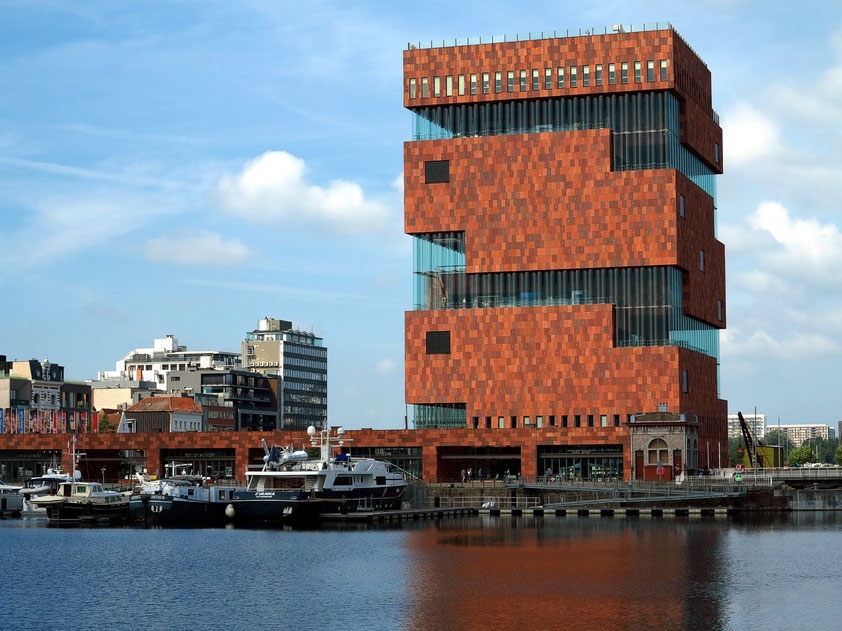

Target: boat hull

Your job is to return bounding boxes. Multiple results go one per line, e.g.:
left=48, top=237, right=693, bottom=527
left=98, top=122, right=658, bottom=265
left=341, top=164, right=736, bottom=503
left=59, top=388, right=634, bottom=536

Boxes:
left=1, top=493, right=24, bottom=516
left=229, top=485, right=405, bottom=523
left=129, top=495, right=232, bottom=526
left=41, top=501, right=129, bottom=523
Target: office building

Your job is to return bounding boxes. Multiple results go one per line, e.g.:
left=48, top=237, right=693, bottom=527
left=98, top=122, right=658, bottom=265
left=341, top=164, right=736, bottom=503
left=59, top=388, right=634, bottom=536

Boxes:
left=727, top=413, right=766, bottom=439
left=403, top=23, right=727, bottom=476
left=242, top=318, right=327, bottom=431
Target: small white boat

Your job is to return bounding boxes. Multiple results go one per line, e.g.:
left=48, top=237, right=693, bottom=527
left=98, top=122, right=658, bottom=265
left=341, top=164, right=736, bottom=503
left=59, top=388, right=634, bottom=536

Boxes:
left=19, top=468, right=75, bottom=513
left=30, top=481, right=129, bottom=523
left=0, top=478, right=24, bottom=516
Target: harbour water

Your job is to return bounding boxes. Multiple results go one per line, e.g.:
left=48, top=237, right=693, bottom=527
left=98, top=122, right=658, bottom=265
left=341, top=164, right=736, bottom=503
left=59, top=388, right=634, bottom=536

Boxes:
left=1, top=513, right=840, bottom=631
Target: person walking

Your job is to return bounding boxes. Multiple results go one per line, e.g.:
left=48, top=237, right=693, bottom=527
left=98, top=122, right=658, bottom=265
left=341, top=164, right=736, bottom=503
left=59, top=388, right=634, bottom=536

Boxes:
left=460, top=468, right=466, bottom=483
left=467, top=467, right=472, bottom=482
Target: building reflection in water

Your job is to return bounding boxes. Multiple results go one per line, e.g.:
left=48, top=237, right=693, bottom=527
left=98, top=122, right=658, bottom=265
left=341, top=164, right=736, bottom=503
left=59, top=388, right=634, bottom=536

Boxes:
left=405, top=516, right=726, bottom=630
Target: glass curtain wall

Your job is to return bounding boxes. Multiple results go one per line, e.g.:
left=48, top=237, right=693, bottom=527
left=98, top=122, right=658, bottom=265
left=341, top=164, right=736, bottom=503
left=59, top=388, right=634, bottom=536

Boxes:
left=410, top=91, right=716, bottom=200
left=412, top=403, right=467, bottom=429
left=410, top=261, right=719, bottom=359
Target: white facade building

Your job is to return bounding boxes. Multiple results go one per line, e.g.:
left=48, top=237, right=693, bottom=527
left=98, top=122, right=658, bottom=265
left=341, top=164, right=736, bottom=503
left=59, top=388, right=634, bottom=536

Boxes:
left=727, top=413, right=766, bottom=439
left=774, top=423, right=835, bottom=447
left=95, top=335, right=240, bottom=391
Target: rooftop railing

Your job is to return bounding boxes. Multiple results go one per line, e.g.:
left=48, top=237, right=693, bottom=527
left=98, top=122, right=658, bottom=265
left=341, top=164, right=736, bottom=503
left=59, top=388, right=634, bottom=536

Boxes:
left=408, top=22, right=674, bottom=51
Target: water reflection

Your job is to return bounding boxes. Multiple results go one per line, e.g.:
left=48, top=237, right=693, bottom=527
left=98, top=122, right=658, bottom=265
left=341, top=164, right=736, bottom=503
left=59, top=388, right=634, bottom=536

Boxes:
left=407, top=516, right=730, bottom=631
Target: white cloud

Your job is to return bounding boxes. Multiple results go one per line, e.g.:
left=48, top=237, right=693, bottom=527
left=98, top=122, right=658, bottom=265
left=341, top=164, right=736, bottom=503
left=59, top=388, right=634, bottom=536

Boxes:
left=747, top=201, right=842, bottom=279
left=215, top=151, right=393, bottom=233
left=375, top=358, right=396, bottom=375
left=144, top=230, right=252, bottom=265
left=722, top=102, right=782, bottom=166
left=722, top=328, right=839, bottom=360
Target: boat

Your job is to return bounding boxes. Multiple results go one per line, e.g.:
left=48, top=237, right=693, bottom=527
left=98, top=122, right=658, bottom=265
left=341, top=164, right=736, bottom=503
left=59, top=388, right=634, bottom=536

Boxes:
left=0, top=478, right=24, bottom=517
left=27, top=435, right=129, bottom=523
left=129, top=464, right=241, bottom=526
left=226, top=425, right=407, bottom=524
left=29, top=480, right=130, bottom=523
left=19, top=468, right=75, bottom=512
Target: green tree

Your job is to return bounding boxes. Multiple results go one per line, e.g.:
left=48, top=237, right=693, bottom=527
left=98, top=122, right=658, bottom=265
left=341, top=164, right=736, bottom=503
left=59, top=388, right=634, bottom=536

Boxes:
left=788, top=445, right=817, bottom=466
left=728, top=436, right=744, bottom=466
left=803, top=437, right=839, bottom=464
left=763, top=430, right=796, bottom=455
left=835, top=445, right=842, bottom=466
left=98, top=412, right=118, bottom=433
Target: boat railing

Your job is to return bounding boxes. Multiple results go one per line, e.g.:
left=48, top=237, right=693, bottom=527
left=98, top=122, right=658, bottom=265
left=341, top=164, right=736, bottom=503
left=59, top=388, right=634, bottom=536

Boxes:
left=430, top=495, right=541, bottom=509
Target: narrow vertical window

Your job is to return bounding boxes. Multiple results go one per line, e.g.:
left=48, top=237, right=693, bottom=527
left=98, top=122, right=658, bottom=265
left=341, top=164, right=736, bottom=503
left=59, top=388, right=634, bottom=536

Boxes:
left=458, top=74, right=465, bottom=96
left=634, top=61, right=641, bottom=82
left=574, top=415, right=581, bottom=428
left=621, top=62, right=628, bottom=84
left=519, top=70, right=527, bottom=91
left=495, top=71, right=502, bottom=92
left=409, top=78, right=417, bottom=99
left=608, top=63, right=616, bottom=85
left=470, top=73, right=477, bottom=95
left=544, top=67, right=552, bottom=90
left=485, top=416, right=491, bottom=429
left=680, top=194, right=686, bottom=218
left=718, top=300, right=723, bottom=321
left=549, top=415, right=556, bottom=427
left=613, top=414, right=620, bottom=427
left=507, top=70, right=514, bottom=92
left=557, top=66, right=565, bottom=88
left=587, top=414, right=594, bottom=427
left=510, top=416, right=517, bottom=429
left=472, top=416, right=479, bottom=429
left=660, top=59, right=668, bottom=81
left=647, top=60, right=655, bottom=82
left=433, top=76, right=441, bottom=97
left=582, top=65, right=590, bottom=86
left=482, top=72, right=489, bottom=94
left=715, top=143, right=720, bottom=163
left=700, top=250, right=705, bottom=271
left=600, top=415, right=608, bottom=427
left=524, top=416, right=531, bottom=426
left=682, top=370, right=689, bottom=393
left=595, top=64, right=603, bottom=86
left=569, top=66, right=577, bottom=87
left=537, top=416, right=543, bottom=428
left=421, top=77, right=428, bottom=98
left=561, top=415, right=568, bottom=428
left=532, top=68, right=539, bottom=90
left=445, top=75, right=453, bottom=96
left=498, top=416, right=504, bottom=429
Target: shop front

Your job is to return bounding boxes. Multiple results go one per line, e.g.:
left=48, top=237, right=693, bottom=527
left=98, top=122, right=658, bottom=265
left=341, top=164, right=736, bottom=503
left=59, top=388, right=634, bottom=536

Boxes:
left=537, top=445, right=624, bottom=481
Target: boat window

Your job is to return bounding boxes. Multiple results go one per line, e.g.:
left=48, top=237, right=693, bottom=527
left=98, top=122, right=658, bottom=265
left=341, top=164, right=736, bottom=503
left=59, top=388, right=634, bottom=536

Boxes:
left=376, top=476, right=386, bottom=485
left=76, top=486, right=86, bottom=494
left=270, top=476, right=306, bottom=489
left=334, top=476, right=353, bottom=486
left=218, top=490, right=226, bottom=500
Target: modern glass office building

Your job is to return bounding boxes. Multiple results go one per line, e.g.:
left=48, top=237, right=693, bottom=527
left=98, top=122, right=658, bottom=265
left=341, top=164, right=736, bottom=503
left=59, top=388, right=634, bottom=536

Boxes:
left=403, top=25, right=728, bottom=476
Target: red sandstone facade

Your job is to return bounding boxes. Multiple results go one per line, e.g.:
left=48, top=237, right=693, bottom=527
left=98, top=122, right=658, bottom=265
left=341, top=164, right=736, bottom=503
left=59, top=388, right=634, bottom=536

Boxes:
left=403, top=27, right=727, bottom=478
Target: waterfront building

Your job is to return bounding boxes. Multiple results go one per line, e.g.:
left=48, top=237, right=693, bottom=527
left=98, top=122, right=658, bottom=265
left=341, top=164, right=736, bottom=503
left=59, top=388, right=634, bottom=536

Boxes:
left=95, top=335, right=240, bottom=390
left=727, top=413, right=766, bottom=439
left=0, top=357, right=91, bottom=434
left=124, top=396, right=203, bottom=433
left=403, top=23, right=726, bottom=478
left=774, top=423, right=835, bottom=447
left=241, top=318, right=328, bottom=431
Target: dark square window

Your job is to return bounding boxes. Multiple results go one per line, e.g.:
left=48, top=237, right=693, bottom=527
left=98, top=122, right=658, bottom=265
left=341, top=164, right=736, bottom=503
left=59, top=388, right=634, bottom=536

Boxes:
left=472, top=416, right=479, bottom=428
left=587, top=414, right=594, bottom=427
left=574, top=415, right=581, bottom=428
left=549, top=415, right=556, bottom=426
left=485, top=416, right=492, bottom=428
left=561, top=415, right=568, bottom=428
left=510, top=416, right=517, bottom=428
left=613, top=414, right=620, bottom=427
left=425, top=330, right=451, bottom=354
left=424, top=160, right=450, bottom=183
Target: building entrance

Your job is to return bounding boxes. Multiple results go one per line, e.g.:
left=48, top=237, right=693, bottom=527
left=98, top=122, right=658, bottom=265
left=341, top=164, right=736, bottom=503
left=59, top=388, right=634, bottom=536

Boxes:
left=538, top=445, right=623, bottom=481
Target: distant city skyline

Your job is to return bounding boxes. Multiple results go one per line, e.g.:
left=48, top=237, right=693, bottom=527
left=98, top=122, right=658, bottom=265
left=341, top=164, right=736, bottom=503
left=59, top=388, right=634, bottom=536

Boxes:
left=2, top=1, right=842, bottom=428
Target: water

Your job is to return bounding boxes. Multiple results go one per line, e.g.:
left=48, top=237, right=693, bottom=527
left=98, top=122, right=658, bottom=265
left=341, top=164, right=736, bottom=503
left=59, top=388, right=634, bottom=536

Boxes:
left=1, top=513, right=840, bottom=631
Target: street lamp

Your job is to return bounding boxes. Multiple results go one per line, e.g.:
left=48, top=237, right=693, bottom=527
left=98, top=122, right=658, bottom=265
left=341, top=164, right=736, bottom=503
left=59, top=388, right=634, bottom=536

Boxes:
left=101, top=465, right=106, bottom=486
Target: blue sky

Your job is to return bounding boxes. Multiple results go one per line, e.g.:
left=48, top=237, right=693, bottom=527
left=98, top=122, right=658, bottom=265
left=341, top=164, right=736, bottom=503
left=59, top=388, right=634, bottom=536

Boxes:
left=1, top=1, right=841, bottom=429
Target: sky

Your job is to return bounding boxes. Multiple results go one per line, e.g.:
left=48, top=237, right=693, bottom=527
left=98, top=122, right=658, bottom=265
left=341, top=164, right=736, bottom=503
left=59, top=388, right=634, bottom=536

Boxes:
left=1, top=0, right=841, bottom=429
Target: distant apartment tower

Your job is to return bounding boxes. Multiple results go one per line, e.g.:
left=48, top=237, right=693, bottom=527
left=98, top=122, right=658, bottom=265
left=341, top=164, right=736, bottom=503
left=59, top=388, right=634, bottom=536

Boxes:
left=241, top=318, right=327, bottom=431
left=727, top=413, right=766, bottom=439
left=775, top=423, right=835, bottom=447
left=403, top=24, right=727, bottom=474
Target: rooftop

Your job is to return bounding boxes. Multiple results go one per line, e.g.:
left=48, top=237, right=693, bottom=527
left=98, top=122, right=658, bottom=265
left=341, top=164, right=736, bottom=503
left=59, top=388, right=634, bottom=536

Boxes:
left=126, top=396, right=202, bottom=414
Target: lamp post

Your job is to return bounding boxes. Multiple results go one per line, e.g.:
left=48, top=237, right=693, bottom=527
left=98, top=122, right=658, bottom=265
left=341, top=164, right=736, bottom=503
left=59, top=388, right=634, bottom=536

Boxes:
left=101, top=465, right=107, bottom=486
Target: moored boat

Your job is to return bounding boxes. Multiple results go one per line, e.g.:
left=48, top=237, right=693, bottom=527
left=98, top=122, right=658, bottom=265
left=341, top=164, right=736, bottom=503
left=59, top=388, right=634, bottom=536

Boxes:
left=30, top=480, right=130, bottom=523
left=0, top=478, right=24, bottom=517
left=227, top=425, right=406, bottom=524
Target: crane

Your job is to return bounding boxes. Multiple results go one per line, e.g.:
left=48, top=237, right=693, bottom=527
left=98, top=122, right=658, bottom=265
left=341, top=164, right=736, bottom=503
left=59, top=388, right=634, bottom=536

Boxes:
left=737, top=411, right=766, bottom=469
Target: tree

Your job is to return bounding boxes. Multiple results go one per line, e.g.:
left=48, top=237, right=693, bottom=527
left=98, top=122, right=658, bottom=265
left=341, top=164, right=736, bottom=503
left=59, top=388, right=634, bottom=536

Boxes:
left=763, top=430, right=796, bottom=455
left=787, top=445, right=816, bottom=466
left=802, top=437, right=839, bottom=464
left=835, top=445, right=842, bottom=466
left=98, top=412, right=118, bottom=433
left=728, top=436, right=744, bottom=467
